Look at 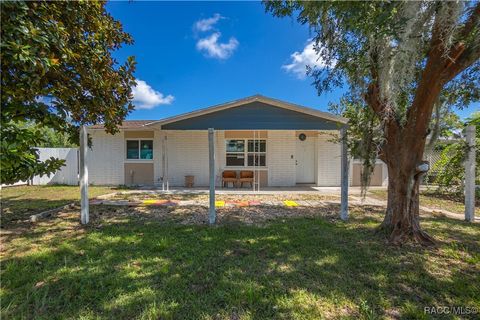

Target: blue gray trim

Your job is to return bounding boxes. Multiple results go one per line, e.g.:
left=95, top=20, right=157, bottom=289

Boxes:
left=162, top=102, right=343, bottom=130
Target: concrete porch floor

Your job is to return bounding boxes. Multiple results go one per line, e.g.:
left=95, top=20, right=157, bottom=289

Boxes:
left=126, top=186, right=388, bottom=195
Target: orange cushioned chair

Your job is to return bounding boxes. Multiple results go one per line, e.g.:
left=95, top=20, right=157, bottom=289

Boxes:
left=222, top=170, right=238, bottom=188
left=239, top=170, right=254, bottom=188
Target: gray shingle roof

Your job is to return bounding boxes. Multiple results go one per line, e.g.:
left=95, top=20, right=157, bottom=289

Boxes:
left=89, top=120, right=155, bottom=129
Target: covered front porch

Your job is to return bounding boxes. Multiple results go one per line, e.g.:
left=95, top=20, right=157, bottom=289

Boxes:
left=82, top=95, right=351, bottom=223
left=149, top=129, right=347, bottom=190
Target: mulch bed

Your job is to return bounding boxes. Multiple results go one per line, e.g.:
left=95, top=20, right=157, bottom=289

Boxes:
left=104, top=192, right=340, bottom=202
left=88, top=203, right=342, bottom=226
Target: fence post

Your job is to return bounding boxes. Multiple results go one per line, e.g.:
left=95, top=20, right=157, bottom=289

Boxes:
left=80, top=125, right=89, bottom=225
left=465, top=125, right=476, bottom=222
left=340, top=126, right=349, bottom=221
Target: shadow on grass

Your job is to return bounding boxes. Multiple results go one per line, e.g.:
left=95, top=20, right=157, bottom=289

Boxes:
left=1, top=185, right=114, bottom=224
left=1, top=196, right=74, bottom=224
left=1, top=208, right=479, bottom=319
left=421, top=190, right=480, bottom=207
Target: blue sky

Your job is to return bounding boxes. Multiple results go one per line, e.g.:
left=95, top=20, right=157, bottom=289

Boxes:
left=107, top=1, right=477, bottom=120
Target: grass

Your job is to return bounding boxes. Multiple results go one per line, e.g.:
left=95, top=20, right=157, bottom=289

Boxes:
left=1, top=205, right=479, bottom=319
left=368, top=188, right=479, bottom=215
left=1, top=185, right=115, bottom=223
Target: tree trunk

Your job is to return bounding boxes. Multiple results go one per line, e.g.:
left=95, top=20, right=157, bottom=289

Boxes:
left=380, top=149, right=436, bottom=246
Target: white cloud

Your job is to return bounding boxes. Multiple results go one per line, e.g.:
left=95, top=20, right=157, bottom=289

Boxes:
left=282, top=40, right=332, bottom=79
left=132, top=80, right=174, bottom=110
left=196, top=32, right=239, bottom=60
left=194, top=13, right=223, bottom=32
left=193, top=13, right=239, bottom=60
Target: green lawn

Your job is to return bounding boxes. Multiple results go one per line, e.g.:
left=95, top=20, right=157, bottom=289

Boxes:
left=1, top=185, right=115, bottom=223
left=368, top=189, right=479, bottom=215
left=1, top=206, right=479, bottom=319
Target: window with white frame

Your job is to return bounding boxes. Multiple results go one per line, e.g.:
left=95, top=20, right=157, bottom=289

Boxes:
left=126, top=140, right=153, bottom=160
left=226, top=139, right=245, bottom=166
left=225, top=139, right=266, bottom=167
left=247, top=139, right=266, bottom=166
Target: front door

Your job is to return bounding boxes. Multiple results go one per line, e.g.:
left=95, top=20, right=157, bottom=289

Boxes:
left=295, top=137, right=315, bottom=183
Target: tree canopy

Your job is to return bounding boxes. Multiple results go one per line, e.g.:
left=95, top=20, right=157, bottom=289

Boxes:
left=1, top=1, right=136, bottom=184
left=265, top=0, right=480, bottom=244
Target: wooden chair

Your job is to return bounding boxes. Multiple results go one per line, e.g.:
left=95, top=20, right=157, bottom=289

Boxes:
left=222, top=170, right=237, bottom=188
left=239, top=170, right=254, bottom=188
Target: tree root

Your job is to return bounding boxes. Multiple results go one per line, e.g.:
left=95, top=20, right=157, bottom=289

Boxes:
left=389, top=226, right=436, bottom=246
left=375, top=223, right=393, bottom=237
left=376, top=223, right=436, bottom=246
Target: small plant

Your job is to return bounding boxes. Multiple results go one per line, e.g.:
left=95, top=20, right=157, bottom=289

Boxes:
left=359, top=299, right=378, bottom=320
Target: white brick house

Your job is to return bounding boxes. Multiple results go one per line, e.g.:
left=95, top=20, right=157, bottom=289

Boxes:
left=87, top=95, right=381, bottom=188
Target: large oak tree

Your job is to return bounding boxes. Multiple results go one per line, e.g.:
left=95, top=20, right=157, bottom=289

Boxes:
left=1, top=1, right=136, bottom=184
left=265, top=1, right=480, bottom=244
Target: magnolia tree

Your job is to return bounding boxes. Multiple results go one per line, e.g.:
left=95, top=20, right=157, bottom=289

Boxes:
left=1, top=1, right=136, bottom=184
left=265, top=1, right=480, bottom=244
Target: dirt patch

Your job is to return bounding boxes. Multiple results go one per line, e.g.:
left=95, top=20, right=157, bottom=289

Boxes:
left=105, top=192, right=340, bottom=203
left=85, top=202, right=342, bottom=226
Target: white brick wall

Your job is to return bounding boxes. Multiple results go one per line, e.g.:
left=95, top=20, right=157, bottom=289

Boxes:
left=88, top=130, right=124, bottom=185
left=215, top=131, right=225, bottom=186
left=316, top=132, right=342, bottom=186
left=163, top=130, right=210, bottom=186
left=268, top=131, right=296, bottom=186
left=86, top=128, right=349, bottom=187
left=153, top=130, right=162, bottom=185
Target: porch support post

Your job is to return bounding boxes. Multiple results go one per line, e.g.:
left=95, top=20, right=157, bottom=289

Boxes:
left=465, top=125, right=476, bottom=222
left=80, top=125, right=89, bottom=225
left=208, top=128, right=216, bottom=224
left=340, top=126, right=349, bottom=221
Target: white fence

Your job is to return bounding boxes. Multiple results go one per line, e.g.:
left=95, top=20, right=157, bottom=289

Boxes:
left=31, top=148, right=79, bottom=185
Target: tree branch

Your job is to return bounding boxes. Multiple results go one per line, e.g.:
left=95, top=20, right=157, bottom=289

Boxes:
left=404, top=2, right=471, bottom=135
left=425, top=98, right=443, bottom=154
left=442, top=2, right=480, bottom=83
left=364, top=81, right=383, bottom=116
left=442, top=43, right=480, bottom=83
left=456, top=2, right=480, bottom=43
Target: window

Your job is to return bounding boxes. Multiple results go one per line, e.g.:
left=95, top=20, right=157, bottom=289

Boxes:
left=226, top=139, right=245, bottom=166
left=225, top=139, right=266, bottom=167
left=126, top=141, right=139, bottom=159
left=247, top=140, right=266, bottom=166
left=140, top=140, right=153, bottom=159
left=248, top=140, right=266, bottom=153
left=226, top=140, right=245, bottom=152
left=126, top=140, right=153, bottom=160
left=226, top=153, right=245, bottom=166
left=247, top=154, right=266, bottom=166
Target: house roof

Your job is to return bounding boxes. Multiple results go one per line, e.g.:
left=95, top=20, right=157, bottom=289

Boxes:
left=89, top=95, right=348, bottom=130
left=89, top=120, right=154, bottom=130
left=146, top=95, right=348, bottom=127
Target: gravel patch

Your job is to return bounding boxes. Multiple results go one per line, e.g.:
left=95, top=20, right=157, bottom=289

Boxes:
left=87, top=203, right=342, bottom=226
left=103, top=192, right=340, bottom=203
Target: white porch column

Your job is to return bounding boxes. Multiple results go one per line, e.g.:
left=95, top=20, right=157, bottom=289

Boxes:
left=465, top=125, right=476, bottom=222
left=340, top=126, right=349, bottom=221
left=80, top=125, right=89, bottom=224
left=208, top=128, right=216, bottom=224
